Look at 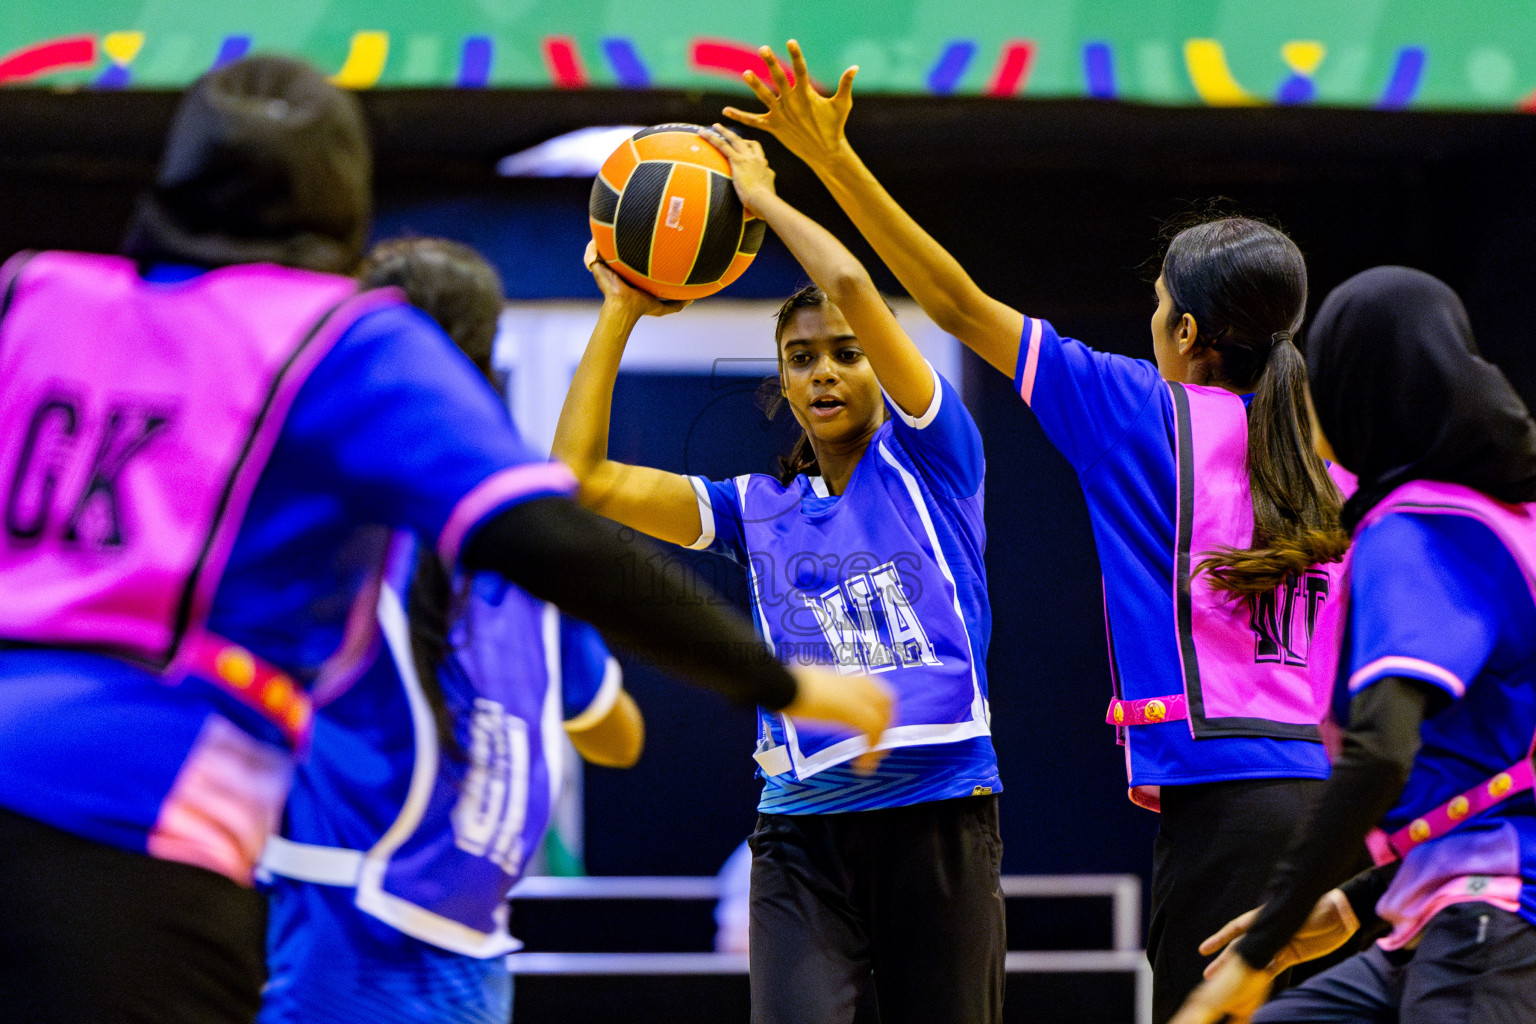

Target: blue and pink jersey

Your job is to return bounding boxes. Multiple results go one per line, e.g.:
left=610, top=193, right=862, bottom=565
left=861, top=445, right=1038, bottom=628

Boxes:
left=0, top=254, right=575, bottom=885
left=260, top=537, right=617, bottom=1024
left=1014, top=316, right=1335, bottom=805
left=689, top=366, right=1001, bottom=815
left=1326, top=482, right=1536, bottom=947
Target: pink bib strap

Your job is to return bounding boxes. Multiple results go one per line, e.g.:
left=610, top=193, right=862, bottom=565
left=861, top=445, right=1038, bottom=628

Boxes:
left=1364, top=828, right=1397, bottom=867
left=171, top=631, right=313, bottom=748
left=1106, top=693, right=1189, bottom=727
left=1368, top=758, right=1534, bottom=865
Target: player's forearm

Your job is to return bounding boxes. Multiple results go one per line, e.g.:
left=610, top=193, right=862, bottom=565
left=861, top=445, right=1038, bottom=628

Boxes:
left=750, top=191, right=874, bottom=310
left=750, top=189, right=933, bottom=413
left=552, top=302, right=637, bottom=488
left=462, top=498, right=798, bottom=711
left=1338, top=861, right=1400, bottom=938
left=811, top=146, right=1003, bottom=344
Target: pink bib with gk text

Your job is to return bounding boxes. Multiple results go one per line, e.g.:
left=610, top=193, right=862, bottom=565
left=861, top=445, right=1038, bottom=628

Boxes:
left=0, top=251, right=400, bottom=668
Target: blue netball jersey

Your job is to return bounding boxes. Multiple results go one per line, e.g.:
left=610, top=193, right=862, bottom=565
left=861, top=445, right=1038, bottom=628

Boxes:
left=0, top=292, right=572, bottom=868
left=1341, top=511, right=1536, bottom=943
left=260, top=568, right=616, bottom=1024
left=1013, top=317, right=1330, bottom=792
left=689, top=367, right=1001, bottom=814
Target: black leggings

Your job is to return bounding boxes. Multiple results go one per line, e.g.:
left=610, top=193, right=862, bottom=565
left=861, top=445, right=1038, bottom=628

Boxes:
left=1148, top=779, right=1376, bottom=1019
left=0, top=806, right=268, bottom=1024
left=1149, top=777, right=1367, bottom=1024
left=747, top=795, right=1005, bottom=1024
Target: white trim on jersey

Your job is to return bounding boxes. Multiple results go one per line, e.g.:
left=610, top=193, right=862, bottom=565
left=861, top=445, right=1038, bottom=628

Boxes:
left=883, top=360, right=944, bottom=430
left=339, top=582, right=522, bottom=958
left=262, top=582, right=592, bottom=959
left=737, top=476, right=782, bottom=646
left=735, top=473, right=797, bottom=779
left=752, top=738, right=793, bottom=776
left=876, top=441, right=989, bottom=727
left=685, top=475, right=717, bottom=551
left=563, top=656, right=624, bottom=732
left=747, top=448, right=991, bottom=781
left=261, top=835, right=363, bottom=886
left=358, top=581, right=440, bottom=864
left=808, top=475, right=831, bottom=498
left=538, top=603, right=566, bottom=818
left=353, top=582, right=525, bottom=957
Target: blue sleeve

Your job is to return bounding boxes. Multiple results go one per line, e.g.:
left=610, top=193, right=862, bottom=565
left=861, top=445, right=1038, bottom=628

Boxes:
left=1348, top=512, right=1531, bottom=701
left=1012, top=315, right=1165, bottom=474
left=559, top=615, right=621, bottom=725
left=884, top=366, right=984, bottom=498
left=281, top=305, right=568, bottom=553
left=684, top=475, right=747, bottom=560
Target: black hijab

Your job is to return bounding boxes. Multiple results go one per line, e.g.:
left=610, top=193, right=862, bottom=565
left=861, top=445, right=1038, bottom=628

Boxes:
left=122, top=54, right=370, bottom=274
left=1305, top=266, right=1536, bottom=532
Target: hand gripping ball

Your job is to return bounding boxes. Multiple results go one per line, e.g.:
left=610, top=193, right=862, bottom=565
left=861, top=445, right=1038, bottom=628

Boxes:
left=588, top=124, right=767, bottom=300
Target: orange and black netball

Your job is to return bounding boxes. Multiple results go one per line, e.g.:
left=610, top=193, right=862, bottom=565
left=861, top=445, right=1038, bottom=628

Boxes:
left=588, top=124, right=766, bottom=300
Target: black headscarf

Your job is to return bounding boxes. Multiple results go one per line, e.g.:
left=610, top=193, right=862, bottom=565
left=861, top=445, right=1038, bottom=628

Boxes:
left=1305, top=266, right=1536, bottom=532
left=122, top=54, right=370, bottom=274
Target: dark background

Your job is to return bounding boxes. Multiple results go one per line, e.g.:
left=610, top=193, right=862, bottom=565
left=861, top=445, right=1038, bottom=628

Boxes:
left=7, top=87, right=1536, bottom=897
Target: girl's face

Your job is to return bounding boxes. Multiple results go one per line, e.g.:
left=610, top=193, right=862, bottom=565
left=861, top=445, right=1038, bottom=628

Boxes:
left=778, top=304, right=885, bottom=450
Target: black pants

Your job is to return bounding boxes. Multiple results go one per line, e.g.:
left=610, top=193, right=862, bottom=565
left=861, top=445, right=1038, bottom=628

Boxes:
left=0, top=806, right=268, bottom=1024
left=748, top=794, right=1005, bottom=1024
left=1149, top=777, right=1356, bottom=1024
left=1253, top=902, right=1536, bottom=1023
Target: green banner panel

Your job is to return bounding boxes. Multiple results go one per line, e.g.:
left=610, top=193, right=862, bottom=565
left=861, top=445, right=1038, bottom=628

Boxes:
left=2, top=1, right=1534, bottom=110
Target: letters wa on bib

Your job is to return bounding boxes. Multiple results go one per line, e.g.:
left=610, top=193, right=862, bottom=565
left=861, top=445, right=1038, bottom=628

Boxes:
left=689, top=365, right=1001, bottom=813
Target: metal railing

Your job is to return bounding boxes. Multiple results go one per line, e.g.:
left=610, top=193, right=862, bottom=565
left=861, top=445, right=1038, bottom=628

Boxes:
left=507, top=873, right=1151, bottom=1024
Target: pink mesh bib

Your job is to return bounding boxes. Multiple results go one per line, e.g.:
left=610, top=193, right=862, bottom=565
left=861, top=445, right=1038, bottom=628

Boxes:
left=1168, top=383, right=1345, bottom=741
left=1320, top=481, right=1536, bottom=864
left=0, top=251, right=399, bottom=670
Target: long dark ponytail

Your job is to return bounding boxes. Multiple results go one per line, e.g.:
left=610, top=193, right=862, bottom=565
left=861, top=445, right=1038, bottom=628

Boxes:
left=760, top=285, right=827, bottom=484
left=359, top=237, right=506, bottom=758
left=1163, top=218, right=1348, bottom=598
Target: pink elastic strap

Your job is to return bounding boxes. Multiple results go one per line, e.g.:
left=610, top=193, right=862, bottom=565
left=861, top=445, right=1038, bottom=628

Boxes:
left=1364, top=827, right=1397, bottom=867
left=437, top=461, right=579, bottom=564
left=172, top=631, right=313, bottom=749
left=1105, top=693, right=1188, bottom=727
left=1372, top=758, right=1534, bottom=864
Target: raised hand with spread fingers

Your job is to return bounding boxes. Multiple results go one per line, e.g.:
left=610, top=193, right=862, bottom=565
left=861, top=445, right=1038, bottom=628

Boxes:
left=722, top=40, right=1026, bottom=377
left=722, top=39, right=856, bottom=170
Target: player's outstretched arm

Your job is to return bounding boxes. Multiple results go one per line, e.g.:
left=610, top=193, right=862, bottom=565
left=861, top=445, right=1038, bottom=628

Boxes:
left=702, top=123, right=933, bottom=418
left=551, top=253, right=706, bottom=548
left=723, top=40, right=1025, bottom=378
